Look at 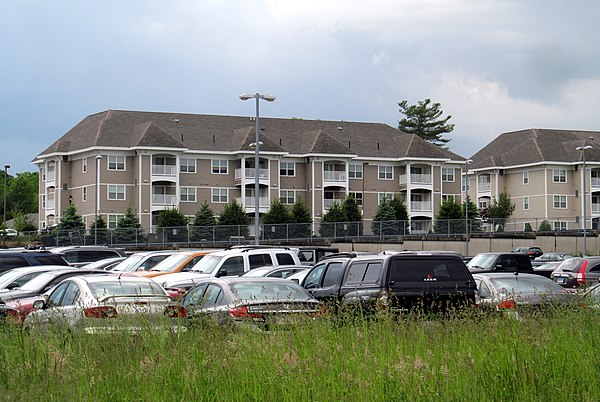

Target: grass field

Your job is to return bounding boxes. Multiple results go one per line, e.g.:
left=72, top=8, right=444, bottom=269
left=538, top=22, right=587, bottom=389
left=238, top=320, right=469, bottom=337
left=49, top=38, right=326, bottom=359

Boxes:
left=0, top=308, right=598, bottom=401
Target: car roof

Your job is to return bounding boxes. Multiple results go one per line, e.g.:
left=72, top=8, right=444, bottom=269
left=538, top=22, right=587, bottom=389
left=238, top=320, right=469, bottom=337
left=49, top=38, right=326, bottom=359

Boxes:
left=205, top=247, right=297, bottom=257
left=472, top=272, right=547, bottom=280
left=204, top=276, right=304, bottom=285
left=3, top=266, right=72, bottom=274
left=76, top=275, right=155, bottom=284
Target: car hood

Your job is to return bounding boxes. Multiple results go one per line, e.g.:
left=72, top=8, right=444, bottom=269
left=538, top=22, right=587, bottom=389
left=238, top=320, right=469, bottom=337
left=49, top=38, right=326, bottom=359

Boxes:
left=153, top=272, right=210, bottom=287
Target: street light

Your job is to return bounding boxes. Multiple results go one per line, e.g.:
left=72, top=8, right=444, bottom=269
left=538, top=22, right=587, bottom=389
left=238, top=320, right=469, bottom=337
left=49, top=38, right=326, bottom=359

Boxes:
left=3, top=165, right=9, bottom=225
left=239, top=92, right=276, bottom=245
left=577, top=139, right=593, bottom=256
left=464, top=159, right=473, bottom=257
left=94, top=155, right=102, bottom=245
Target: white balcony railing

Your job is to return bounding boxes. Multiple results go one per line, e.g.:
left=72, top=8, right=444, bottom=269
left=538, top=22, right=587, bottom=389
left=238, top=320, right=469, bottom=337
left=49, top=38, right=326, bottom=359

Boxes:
left=46, top=172, right=56, bottom=182
left=237, top=197, right=270, bottom=208
left=592, top=203, right=600, bottom=214
left=410, top=174, right=432, bottom=184
left=324, top=198, right=344, bottom=209
left=410, top=201, right=432, bottom=212
left=591, top=177, right=600, bottom=188
left=478, top=183, right=491, bottom=192
left=152, top=164, right=177, bottom=176
left=152, top=194, right=178, bottom=205
left=235, top=168, right=269, bottom=180
left=324, top=171, right=346, bottom=182
left=46, top=199, right=55, bottom=211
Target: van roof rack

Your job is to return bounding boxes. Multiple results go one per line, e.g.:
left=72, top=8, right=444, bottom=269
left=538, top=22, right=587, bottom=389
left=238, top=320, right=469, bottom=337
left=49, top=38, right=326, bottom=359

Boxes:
left=226, top=245, right=292, bottom=251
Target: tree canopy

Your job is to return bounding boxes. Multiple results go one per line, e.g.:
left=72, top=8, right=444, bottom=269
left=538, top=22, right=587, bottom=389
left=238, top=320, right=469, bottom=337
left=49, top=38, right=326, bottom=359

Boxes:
left=398, top=98, right=454, bottom=147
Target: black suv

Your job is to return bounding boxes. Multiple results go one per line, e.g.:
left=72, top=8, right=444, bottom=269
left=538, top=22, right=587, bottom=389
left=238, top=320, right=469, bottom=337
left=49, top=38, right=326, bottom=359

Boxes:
left=301, top=252, right=476, bottom=313
left=512, top=246, right=543, bottom=259
left=0, top=250, right=69, bottom=273
left=467, top=253, right=533, bottom=274
left=48, top=246, right=128, bottom=267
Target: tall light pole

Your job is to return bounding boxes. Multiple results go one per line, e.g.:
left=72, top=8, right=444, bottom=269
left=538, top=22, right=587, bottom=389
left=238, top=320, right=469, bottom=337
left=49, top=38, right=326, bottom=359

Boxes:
left=239, top=93, right=276, bottom=245
left=3, top=165, right=9, bottom=225
left=94, top=155, right=102, bottom=245
left=464, top=159, right=473, bottom=257
left=577, top=139, right=593, bottom=256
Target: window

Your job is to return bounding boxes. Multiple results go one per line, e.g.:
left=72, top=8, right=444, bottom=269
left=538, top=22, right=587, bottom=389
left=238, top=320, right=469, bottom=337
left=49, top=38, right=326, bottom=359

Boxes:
left=479, top=201, right=488, bottom=209
left=553, top=169, right=566, bottom=183
left=378, top=192, right=394, bottom=205
left=378, top=165, right=393, bottom=180
left=180, top=158, right=196, bottom=173
left=108, top=185, right=125, bottom=200
left=523, top=171, right=529, bottom=185
left=553, top=195, right=567, bottom=209
left=349, top=192, right=363, bottom=206
left=212, top=160, right=228, bottom=174
left=180, top=187, right=196, bottom=202
left=249, top=254, right=273, bottom=269
left=108, top=155, right=125, bottom=171
left=107, top=214, right=124, bottom=229
left=280, top=190, right=295, bottom=205
left=82, top=158, right=88, bottom=173
left=442, top=167, right=455, bottom=182
left=211, top=188, right=228, bottom=203
left=442, top=195, right=456, bottom=204
left=280, top=161, right=295, bottom=176
left=553, top=221, right=567, bottom=231
left=82, top=187, right=88, bottom=202
left=275, top=253, right=295, bottom=265
left=42, top=195, right=46, bottom=209
left=349, top=164, right=363, bottom=179
left=220, top=257, right=244, bottom=276
left=523, top=196, right=529, bottom=210
left=322, top=262, right=344, bottom=288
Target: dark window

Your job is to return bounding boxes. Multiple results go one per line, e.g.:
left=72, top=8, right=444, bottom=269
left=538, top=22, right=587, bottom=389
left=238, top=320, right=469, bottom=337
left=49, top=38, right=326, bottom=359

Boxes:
left=48, top=282, right=70, bottom=306
left=221, top=256, right=245, bottom=276
left=388, top=258, right=470, bottom=283
left=322, top=262, right=344, bottom=288
left=181, top=256, right=204, bottom=272
left=345, top=262, right=367, bottom=285
left=35, top=255, right=69, bottom=266
left=203, top=284, right=224, bottom=305
left=275, top=253, right=295, bottom=265
left=249, top=254, right=273, bottom=269
left=139, top=256, right=169, bottom=271
left=363, top=262, right=383, bottom=284
left=0, top=257, right=28, bottom=270
left=61, top=282, right=81, bottom=306
left=304, top=264, right=326, bottom=289
left=497, top=255, right=517, bottom=271
left=182, top=284, right=208, bottom=307
left=588, top=263, right=600, bottom=273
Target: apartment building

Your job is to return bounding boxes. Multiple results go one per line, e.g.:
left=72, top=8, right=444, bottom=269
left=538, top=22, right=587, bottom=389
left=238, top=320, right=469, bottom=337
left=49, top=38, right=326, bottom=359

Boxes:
left=34, top=110, right=466, bottom=233
left=468, top=128, right=600, bottom=231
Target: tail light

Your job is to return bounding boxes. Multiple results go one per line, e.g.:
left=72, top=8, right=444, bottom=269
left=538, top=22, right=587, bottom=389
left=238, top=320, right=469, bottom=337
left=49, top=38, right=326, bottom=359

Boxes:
left=377, top=289, right=389, bottom=310
left=228, top=306, right=263, bottom=319
left=577, top=260, right=588, bottom=285
left=84, top=306, right=118, bottom=318
left=164, top=305, right=187, bottom=318
left=497, top=299, right=517, bottom=309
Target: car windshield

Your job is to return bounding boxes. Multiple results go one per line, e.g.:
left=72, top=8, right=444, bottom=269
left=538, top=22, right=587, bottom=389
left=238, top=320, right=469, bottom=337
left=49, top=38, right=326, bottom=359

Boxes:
left=231, top=281, right=312, bottom=301
left=18, top=272, right=57, bottom=291
left=149, top=254, right=191, bottom=272
left=191, top=255, right=223, bottom=274
left=110, top=254, right=146, bottom=272
left=89, top=281, right=166, bottom=298
left=488, top=276, right=564, bottom=295
left=467, top=254, right=497, bottom=269
left=83, top=258, right=124, bottom=270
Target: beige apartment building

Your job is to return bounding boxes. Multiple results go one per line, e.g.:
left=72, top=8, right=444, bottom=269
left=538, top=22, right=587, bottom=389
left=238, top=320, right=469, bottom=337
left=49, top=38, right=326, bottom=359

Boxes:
left=467, top=128, right=600, bottom=232
left=34, top=109, right=466, bottom=234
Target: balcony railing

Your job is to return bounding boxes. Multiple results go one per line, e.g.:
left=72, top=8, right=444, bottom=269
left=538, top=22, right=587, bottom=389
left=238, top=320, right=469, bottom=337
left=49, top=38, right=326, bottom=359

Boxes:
left=478, top=183, right=491, bottom=192
left=152, top=165, right=177, bottom=176
left=237, top=197, right=270, bottom=208
left=324, top=171, right=346, bottom=182
left=400, top=174, right=432, bottom=185
left=592, top=203, right=600, bottom=214
left=324, top=198, right=344, bottom=209
left=46, top=199, right=55, bottom=211
left=46, top=172, right=56, bottom=182
left=410, top=201, right=432, bottom=212
left=591, top=177, right=600, bottom=188
left=152, top=194, right=178, bottom=205
left=235, top=168, right=269, bottom=180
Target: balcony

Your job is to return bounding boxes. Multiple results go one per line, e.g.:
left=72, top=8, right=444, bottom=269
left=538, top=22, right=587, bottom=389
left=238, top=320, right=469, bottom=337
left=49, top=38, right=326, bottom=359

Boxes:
left=235, top=168, right=269, bottom=184
left=324, top=171, right=346, bottom=182
left=236, top=196, right=270, bottom=213
left=152, top=164, right=177, bottom=176
left=592, top=203, right=600, bottom=214
left=410, top=201, right=432, bottom=212
left=400, top=173, right=433, bottom=187
left=478, top=182, right=491, bottom=193
left=45, top=198, right=55, bottom=213
left=152, top=194, right=178, bottom=205
left=591, top=177, right=600, bottom=189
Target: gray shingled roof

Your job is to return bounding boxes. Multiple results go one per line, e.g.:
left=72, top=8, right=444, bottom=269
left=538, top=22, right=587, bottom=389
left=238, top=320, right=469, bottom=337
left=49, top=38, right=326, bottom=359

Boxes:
left=470, top=128, right=600, bottom=169
left=37, top=109, right=465, bottom=161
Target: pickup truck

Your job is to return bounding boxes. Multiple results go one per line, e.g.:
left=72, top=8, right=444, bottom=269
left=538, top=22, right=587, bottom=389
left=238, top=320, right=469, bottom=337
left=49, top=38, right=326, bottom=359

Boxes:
left=467, top=252, right=533, bottom=274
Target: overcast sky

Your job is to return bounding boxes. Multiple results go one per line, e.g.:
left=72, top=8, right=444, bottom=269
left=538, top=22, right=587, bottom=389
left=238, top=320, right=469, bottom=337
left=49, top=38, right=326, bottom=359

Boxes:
left=2, top=1, right=599, bottom=173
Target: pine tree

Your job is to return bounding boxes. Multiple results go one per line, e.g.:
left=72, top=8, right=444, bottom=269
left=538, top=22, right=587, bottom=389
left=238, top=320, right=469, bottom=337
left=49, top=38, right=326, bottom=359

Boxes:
left=55, top=203, right=85, bottom=246
left=263, top=198, right=292, bottom=240
left=192, top=201, right=217, bottom=241
left=290, top=199, right=312, bottom=239
left=157, top=207, right=189, bottom=242
left=217, top=199, right=249, bottom=240
left=114, top=206, right=145, bottom=245
left=398, top=99, right=454, bottom=147
left=319, top=202, right=347, bottom=237
left=372, top=199, right=398, bottom=236
left=341, top=196, right=363, bottom=236
left=90, top=215, right=110, bottom=245
left=487, top=192, right=516, bottom=232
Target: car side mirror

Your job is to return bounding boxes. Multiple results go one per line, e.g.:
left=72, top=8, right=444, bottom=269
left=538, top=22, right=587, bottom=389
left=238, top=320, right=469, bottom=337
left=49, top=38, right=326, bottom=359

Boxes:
left=290, top=278, right=299, bottom=284
left=6, top=282, right=19, bottom=290
left=495, top=264, right=504, bottom=271
left=216, top=268, right=228, bottom=278
left=32, top=299, right=47, bottom=310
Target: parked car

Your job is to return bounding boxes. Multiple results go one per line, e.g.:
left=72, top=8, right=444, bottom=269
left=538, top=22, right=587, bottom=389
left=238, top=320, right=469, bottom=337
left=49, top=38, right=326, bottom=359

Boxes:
left=532, top=252, right=573, bottom=267
left=0, top=250, right=69, bottom=274
left=532, top=261, right=563, bottom=279
left=0, top=229, right=18, bottom=237
left=0, top=266, right=72, bottom=291
left=512, top=246, right=543, bottom=259
left=297, top=247, right=339, bottom=265
left=48, top=246, right=128, bottom=267
left=301, top=252, right=477, bottom=314
left=180, top=277, right=320, bottom=330
left=110, top=250, right=179, bottom=273
left=0, top=268, right=108, bottom=303
left=551, top=257, right=600, bottom=288
left=287, top=269, right=311, bottom=285
left=473, top=272, right=575, bottom=312
left=164, top=247, right=301, bottom=281
left=24, top=275, right=185, bottom=333
left=131, top=250, right=212, bottom=278
left=82, top=257, right=127, bottom=271
left=240, top=265, right=309, bottom=279
left=467, top=253, right=533, bottom=273
left=0, top=300, right=19, bottom=323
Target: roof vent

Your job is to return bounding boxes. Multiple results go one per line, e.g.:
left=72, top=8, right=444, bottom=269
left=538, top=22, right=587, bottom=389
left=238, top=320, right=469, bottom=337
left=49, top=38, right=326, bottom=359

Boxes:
left=250, top=116, right=256, bottom=122
left=173, top=119, right=180, bottom=124
left=337, top=127, right=343, bottom=131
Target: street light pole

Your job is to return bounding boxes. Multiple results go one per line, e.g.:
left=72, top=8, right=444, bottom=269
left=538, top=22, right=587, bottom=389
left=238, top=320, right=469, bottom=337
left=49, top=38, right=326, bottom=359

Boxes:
left=239, top=93, right=276, bottom=245
left=577, top=140, right=593, bottom=256
left=94, top=155, right=102, bottom=245
left=3, top=165, right=9, bottom=225
left=464, top=159, right=473, bottom=257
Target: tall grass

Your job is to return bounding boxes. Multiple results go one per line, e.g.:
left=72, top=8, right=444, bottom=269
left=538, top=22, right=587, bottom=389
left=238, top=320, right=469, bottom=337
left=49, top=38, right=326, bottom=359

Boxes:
left=0, top=308, right=598, bottom=401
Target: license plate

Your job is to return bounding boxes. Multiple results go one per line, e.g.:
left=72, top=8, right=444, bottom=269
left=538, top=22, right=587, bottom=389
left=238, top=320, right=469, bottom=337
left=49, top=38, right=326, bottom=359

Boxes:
left=556, top=277, right=566, bottom=284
